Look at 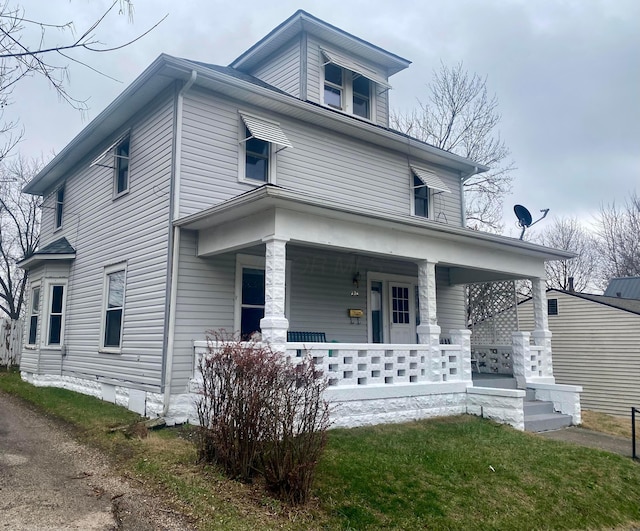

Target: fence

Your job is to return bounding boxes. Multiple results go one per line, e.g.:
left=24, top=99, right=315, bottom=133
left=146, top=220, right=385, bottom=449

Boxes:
left=0, top=318, right=23, bottom=367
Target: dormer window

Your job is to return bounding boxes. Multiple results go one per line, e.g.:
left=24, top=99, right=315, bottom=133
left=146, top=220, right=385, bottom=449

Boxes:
left=321, top=48, right=389, bottom=121
left=324, top=63, right=343, bottom=109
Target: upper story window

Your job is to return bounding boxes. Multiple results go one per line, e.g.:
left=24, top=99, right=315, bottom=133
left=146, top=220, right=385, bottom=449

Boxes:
left=410, top=166, right=451, bottom=220
left=114, top=136, right=130, bottom=196
left=321, top=48, right=390, bottom=121
left=548, top=298, right=558, bottom=316
left=54, top=186, right=65, bottom=229
left=413, top=175, right=430, bottom=218
left=238, top=112, right=292, bottom=185
left=89, top=130, right=131, bottom=199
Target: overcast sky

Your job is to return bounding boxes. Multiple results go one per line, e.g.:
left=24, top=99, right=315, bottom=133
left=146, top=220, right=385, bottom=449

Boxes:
left=8, top=0, right=640, bottom=235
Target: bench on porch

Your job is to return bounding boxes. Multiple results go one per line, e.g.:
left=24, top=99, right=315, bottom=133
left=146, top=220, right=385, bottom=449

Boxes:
left=287, top=331, right=327, bottom=342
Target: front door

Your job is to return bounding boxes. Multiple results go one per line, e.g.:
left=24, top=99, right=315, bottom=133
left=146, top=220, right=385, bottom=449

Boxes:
left=388, top=282, right=415, bottom=343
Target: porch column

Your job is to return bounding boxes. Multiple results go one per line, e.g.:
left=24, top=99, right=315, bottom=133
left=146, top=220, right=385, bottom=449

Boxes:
left=416, top=260, right=440, bottom=342
left=531, top=277, right=554, bottom=380
left=259, top=235, right=289, bottom=347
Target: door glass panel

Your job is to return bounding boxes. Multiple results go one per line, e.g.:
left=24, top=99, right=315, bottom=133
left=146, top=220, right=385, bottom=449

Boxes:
left=242, top=268, right=265, bottom=305
left=392, top=286, right=410, bottom=324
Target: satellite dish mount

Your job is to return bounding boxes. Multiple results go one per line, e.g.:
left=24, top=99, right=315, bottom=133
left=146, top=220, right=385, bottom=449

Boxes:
left=514, top=204, right=549, bottom=240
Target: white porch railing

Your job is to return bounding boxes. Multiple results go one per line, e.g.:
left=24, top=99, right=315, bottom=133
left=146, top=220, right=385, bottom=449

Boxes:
left=193, top=337, right=472, bottom=388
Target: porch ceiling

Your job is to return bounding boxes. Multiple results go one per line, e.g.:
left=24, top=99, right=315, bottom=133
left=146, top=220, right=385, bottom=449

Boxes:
left=177, top=186, right=573, bottom=279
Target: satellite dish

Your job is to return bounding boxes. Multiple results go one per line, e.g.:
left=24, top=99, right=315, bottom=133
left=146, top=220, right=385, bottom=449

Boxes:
left=513, top=204, right=550, bottom=240
left=514, top=205, right=533, bottom=228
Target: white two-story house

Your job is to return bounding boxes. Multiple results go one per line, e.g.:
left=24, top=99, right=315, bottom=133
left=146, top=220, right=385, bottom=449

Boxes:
left=19, top=10, right=580, bottom=430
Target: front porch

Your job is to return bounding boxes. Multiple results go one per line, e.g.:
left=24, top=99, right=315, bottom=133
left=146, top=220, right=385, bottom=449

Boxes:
left=177, top=186, right=581, bottom=430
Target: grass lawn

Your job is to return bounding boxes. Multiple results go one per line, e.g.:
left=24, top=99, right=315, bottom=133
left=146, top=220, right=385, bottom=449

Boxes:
left=2, top=368, right=640, bottom=530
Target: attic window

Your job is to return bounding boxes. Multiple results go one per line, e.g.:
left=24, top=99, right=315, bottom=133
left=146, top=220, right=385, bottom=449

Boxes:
left=548, top=298, right=558, bottom=316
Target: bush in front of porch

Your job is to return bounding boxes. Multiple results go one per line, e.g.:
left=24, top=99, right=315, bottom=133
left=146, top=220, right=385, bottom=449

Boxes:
left=195, top=332, right=330, bottom=504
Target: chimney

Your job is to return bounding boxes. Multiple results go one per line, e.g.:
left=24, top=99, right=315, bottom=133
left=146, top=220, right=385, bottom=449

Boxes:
left=568, top=277, right=575, bottom=292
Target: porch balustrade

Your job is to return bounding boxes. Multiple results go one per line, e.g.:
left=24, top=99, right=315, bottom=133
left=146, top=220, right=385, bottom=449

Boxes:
left=192, top=335, right=472, bottom=388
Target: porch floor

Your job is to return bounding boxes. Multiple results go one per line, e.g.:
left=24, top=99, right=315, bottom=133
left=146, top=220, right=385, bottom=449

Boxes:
left=471, top=373, right=516, bottom=388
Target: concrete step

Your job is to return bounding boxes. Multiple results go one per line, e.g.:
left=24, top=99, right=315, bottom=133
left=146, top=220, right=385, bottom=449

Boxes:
left=523, top=400, right=554, bottom=415
left=525, top=389, right=536, bottom=401
left=525, top=413, right=573, bottom=433
left=473, top=376, right=518, bottom=389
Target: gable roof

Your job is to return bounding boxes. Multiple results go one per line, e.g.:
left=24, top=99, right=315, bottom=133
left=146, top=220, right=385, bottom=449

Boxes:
left=229, top=10, right=411, bottom=75
left=603, top=277, right=640, bottom=300
left=547, top=289, right=640, bottom=316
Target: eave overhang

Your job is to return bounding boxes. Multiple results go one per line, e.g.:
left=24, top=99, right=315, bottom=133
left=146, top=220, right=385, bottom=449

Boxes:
left=229, top=10, right=411, bottom=76
left=175, top=185, right=575, bottom=263
left=24, top=54, right=487, bottom=196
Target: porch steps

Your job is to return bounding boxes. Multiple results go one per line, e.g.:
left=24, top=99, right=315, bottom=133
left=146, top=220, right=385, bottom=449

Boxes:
left=472, top=375, right=573, bottom=432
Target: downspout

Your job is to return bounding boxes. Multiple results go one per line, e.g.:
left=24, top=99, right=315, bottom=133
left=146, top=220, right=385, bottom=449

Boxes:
left=459, top=166, right=479, bottom=228
left=163, top=70, right=197, bottom=417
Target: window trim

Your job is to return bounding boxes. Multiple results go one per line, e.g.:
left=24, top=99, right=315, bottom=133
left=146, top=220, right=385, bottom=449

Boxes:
left=234, top=254, right=291, bottom=338
left=27, top=282, right=41, bottom=347
left=54, top=185, right=65, bottom=231
left=99, top=262, right=127, bottom=354
left=41, top=279, right=67, bottom=349
left=113, top=135, right=130, bottom=199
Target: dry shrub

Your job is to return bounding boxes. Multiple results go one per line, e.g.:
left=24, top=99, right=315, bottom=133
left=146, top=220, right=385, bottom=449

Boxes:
left=196, top=330, right=330, bottom=504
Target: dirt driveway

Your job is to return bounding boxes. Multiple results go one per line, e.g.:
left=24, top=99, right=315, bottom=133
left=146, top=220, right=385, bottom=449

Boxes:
left=0, top=391, right=195, bottom=530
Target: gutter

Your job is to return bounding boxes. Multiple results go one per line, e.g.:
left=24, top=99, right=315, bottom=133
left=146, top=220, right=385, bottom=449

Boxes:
left=162, top=70, right=197, bottom=417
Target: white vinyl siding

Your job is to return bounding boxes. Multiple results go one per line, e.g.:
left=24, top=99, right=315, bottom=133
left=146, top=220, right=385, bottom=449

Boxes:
left=250, top=37, right=301, bottom=97
left=33, top=89, right=175, bottom=391
left=179, top=88, right=463, bottom=225
left=518, top=291, right=640, bottom=417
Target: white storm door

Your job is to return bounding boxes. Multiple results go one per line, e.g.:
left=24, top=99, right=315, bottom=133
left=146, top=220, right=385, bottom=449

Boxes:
left=388, top=282, right=415, bottom=343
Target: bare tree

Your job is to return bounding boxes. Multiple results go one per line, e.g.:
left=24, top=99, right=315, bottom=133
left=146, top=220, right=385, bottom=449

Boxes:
left=0, top=1, right=165, bottom=162
left=595, top=191, right=640, bottom=288
left=537, top=216, right=598, bottom=292
left=0, top=157, right=40, bottom=319
left=392, top=61, right=514, bottom=231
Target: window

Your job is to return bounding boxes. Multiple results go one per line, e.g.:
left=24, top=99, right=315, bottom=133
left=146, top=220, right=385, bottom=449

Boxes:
left=235, top=254, right=291, bottom=340
left=114, top=136, right=130, bottom=196
left=44, top=283, right=66, bottom=346
left=27, top=285, right=40, bottom=345
left=55, top=186, right=65, bottom=229
left=245, top=127, right=269, bottom=182
left=238, top=113, right=292, bottom=185
left=324, top=63, right=343, bottom=109
left=413, top=175, right=430, bottom=218
left=548, top=298, right=558, bottom=316
left=101, top=264, right=126, bottom=350
left=323, top=64, right=372, bottom=119
left=241, top=267, right=265, bottom=340
left=410, top=166, right=451, bottom=219
left=352, top=74, right=371, bottom=119
left=321, top=48, right=390, bottom=120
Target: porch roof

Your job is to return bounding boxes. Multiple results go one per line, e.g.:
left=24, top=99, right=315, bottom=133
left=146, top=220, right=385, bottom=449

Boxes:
left=175, top=185, right=574, bottom=276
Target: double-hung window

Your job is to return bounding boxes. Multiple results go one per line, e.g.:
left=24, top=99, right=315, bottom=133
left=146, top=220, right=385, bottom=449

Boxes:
left=324, top=63, right=343, bottom=109
left=413, top=175, right=430, bottom=218
left=101, top=264, right=126, bottom=351
left=239, top=112, right=292, bottom=185
left=43, top=282, right=66, bottom=346
left=27, top=285, right=40, bottom=345
left=55, top=186, right=65, bottom=229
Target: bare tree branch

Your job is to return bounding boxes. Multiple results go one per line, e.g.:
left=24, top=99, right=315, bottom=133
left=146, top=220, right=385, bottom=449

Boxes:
left=391, top=61, right=514, bottom=231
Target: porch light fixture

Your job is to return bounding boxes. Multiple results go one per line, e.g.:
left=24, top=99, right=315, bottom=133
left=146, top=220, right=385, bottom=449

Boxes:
left=351, top=272, right=361, bottom=296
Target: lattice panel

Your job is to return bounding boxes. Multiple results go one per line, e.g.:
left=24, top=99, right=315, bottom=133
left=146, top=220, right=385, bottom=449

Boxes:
left=468, top=281, right=519, bottom=346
